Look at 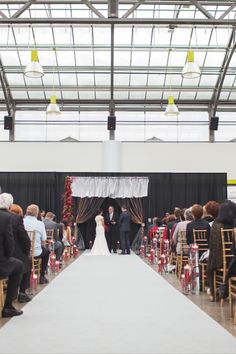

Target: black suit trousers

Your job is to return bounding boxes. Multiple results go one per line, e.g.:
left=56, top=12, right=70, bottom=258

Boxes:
left=0, top=257, right=24, bottom=308
left=120, top=231, right=130, bottom=254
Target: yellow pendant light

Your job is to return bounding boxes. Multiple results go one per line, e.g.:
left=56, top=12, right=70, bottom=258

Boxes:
left=46, top=95, right=60, bottom=116
left=165, top=96, right=180, bottom=117
left=182, top=50, right=201, bottom=79
left=24, top=50, right=44, bottom=78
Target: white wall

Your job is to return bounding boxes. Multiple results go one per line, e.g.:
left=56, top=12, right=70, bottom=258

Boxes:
left=0, top=142, right=235, bottom=179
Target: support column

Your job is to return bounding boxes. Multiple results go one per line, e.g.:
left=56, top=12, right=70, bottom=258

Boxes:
left=9, top=110, right=15, bottom=142
left=109, top=23, right=115, bottom=141
left=209, top=111, right=215, bottom=143
left=102, top=140, right=121, bottom=172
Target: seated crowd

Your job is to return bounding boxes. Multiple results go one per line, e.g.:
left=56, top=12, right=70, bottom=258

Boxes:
left=148, top=200, right=236, bottom=302
left=0, top=193, right=73, bottom=318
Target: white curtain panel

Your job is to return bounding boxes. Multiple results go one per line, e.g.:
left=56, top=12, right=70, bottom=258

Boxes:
left=71, top=177, right=149, bottom=198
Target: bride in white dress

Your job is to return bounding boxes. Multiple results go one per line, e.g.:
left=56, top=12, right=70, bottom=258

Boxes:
left=90, top=210, right=111, bottom=256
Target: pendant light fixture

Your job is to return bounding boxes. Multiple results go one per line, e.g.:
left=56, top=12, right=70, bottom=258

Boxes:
left=164, top=96, right=180, bottom=117
left=24, top=50, right=44, bottom=78
left=46, top=95, right=60, bottom=116
left=164, top=49, right=180, bottom=117
left=46, top=48, right=60, bottom=116
left=182, top=50, right=201, bottom=79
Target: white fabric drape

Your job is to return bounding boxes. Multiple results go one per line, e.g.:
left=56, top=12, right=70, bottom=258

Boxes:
left=71, top=177, right=149, bottom=198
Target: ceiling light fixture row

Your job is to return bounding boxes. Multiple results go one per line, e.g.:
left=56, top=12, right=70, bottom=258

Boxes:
left=24, top=48, right=201, bottom=118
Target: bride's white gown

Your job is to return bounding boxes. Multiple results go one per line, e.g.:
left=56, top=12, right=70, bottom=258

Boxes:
left=90, top=215, right=110, bottom=256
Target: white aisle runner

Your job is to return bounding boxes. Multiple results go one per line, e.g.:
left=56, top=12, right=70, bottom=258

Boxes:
left=0, top=253, right=235, bottom=354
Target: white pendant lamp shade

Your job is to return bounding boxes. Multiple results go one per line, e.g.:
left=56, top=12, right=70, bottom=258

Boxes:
left=24, top=50, right=44, bottom=78
left=182, top=50, right=201, bottom=79
left=165, top=96, right=180, bottom=117
left=46, top=95, right=60, bottom=116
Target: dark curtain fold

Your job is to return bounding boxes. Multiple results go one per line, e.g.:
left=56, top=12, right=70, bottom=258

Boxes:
left=75, top=197, right=104, bottom=249
left=76, top=197, right=104, bottom=224
left=116, top=197, right=145, bottom=224
left=131, top=225, right=145, bottom=253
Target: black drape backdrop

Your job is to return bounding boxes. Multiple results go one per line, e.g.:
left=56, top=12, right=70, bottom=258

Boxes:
left=0, top=172, right=227, bottom=224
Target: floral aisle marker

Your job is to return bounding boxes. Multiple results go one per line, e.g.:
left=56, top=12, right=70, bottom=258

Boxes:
left=62, top=176, right=74, bottom=226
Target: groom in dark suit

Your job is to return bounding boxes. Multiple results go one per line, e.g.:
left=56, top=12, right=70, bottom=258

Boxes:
left=119, top=205, right=131, bottom=255
left=105, top=206, right=119, bottom=253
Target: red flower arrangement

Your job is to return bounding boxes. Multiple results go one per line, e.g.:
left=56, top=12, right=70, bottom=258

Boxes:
left=62, top=176, right=74, bottom=225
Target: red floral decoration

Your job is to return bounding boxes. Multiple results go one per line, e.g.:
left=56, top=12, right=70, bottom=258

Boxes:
left=62, top=176, right=74, bottom=225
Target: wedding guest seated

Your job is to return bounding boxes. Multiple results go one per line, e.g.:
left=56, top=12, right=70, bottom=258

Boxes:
left=43, top=212, right=64, bottom=261
left=170, top=209, right=185, bottom=242
left=207, top=200, right=236, bottom=301
left=62, top=221, right=72, bottom=246
left=167, top=208, right=182, bottom=240
left=10, top=203, right=32, bottom=303
left=186, top=204, right=211, bottom=246
left=203, top=201, right=219, bottom=226
left=147, top=217, right=157, bottom=238
left=221, top=228, right=236, bottom=299
left=173, top=208, right=193, bottom=255
left=0, top=193, right=24, bottom=317
left=163, top=214, right=175, bottom=241
left=40, top=210, right=46, bottom=220
left=149, top=218, right=162, bottom=240
left=24, top=204, right=50, bottom=284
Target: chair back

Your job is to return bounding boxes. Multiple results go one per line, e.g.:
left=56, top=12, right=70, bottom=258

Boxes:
left=46, top=228, right=54, bottom=242
left=179, top=231, right=189, bottom=256
left=27, top=230, right=36, bottom=260
left=193, top=229, right=208, bottom=254
left=221, top=228, right=234, bottom=271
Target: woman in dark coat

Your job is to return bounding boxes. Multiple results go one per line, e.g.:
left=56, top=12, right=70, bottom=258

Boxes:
left=207, top=200, right=236, bottom=301
left=10, top=204, right=32, bottom=303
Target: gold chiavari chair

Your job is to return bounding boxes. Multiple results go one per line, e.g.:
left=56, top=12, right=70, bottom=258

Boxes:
left=27, top=231, right=42, bottom=282
left=46, top=228, right=55, bottom=244
left=229, top=277, right=236, bottom=324
left=214, top=228, right=234, bottom=303
left=0, top=278, right=8, bottom=312
left=229, top=229, right=236, bottom=323
left=193, top=229, right=208, bottom=291
left=157, top=228, right=164, bottom=259
left=0, top=279, right=4, bottom=311
left=176, top=231, right=189, bottom=279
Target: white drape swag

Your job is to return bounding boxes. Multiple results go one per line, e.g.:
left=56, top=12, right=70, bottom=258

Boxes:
left=71, top=177, right=149, bottom=198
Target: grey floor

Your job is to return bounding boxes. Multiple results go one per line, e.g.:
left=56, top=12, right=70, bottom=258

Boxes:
left=0, top=253, right=236, bottom=354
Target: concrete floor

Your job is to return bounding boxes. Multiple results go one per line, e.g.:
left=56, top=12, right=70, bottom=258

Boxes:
left=143, top=258, right=236, bottom=337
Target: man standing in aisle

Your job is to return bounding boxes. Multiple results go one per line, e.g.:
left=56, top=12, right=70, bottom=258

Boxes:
left=119, top=205, right=131, bottom=255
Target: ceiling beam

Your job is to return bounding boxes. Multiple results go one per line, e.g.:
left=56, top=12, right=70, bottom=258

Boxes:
left=212, top=33, right=236, bottom=116
left=0, top=10, right=7, bottom=18
left=6, top=98, right=236, bottom=105
left=11, top=0, right=37, bottom=19
left=190, top=0, right=214, bottom=19
left=0, top=1, right=235, bottom=5
left=210, top=29, right=235, bottom=110
left=0, top=57, right=15, bottom=116
left=121, top=0, right=146, bottom=18
left=219, top=3, right=236, bottom=19
left=0, top=17, right=236, bottom=25
left=80, top=0, right=105, bottom=18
